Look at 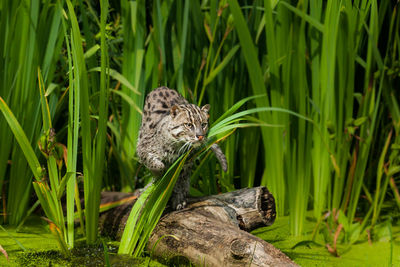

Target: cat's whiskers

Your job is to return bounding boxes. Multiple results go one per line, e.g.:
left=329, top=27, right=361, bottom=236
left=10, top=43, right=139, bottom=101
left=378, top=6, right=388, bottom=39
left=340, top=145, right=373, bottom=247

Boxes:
left=178, top=141, right=191, bottom=155
left=184, top=142, right=192, bottom=154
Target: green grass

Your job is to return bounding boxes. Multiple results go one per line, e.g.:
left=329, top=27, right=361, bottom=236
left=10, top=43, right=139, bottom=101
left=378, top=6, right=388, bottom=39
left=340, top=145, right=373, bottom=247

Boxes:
left=118, top=152, right=189, bottom=256
left=0, top=0, right=64, bottom=225
left=1, top=0, right=399, bottom=259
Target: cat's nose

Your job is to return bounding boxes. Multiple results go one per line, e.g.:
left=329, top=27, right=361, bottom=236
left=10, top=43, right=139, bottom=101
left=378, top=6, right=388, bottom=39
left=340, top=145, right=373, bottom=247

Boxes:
left=196, top=135, right=204, bottom=141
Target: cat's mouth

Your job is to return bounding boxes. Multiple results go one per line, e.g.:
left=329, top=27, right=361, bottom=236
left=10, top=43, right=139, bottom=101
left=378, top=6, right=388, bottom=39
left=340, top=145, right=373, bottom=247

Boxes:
left=176, top=138, right=203, bottom=151
left=191, top=135, right=207, bottom=146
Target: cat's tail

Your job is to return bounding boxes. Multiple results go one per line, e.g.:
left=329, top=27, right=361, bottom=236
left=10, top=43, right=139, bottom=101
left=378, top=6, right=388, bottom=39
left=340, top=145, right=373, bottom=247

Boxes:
left=210, top=143, right=228, bottom=172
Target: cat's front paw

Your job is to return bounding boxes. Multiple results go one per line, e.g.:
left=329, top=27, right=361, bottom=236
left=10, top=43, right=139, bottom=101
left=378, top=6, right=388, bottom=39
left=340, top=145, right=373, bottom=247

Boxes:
left=175, top=201, right=187, bottom=211
left=171, top=195, right=187, bottom=211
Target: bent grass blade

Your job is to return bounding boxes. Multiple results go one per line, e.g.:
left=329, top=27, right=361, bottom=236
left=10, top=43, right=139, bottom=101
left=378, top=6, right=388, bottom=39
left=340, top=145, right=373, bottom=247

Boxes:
left=118, top=152, right=190, bottom=256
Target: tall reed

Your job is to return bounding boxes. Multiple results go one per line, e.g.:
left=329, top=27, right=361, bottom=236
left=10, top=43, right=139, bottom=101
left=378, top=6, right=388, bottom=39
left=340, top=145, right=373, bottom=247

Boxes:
left=0, top=0, right=64, bottom=225
left=226, top=0, right=399, bottom=236
left=64, top=0, right=110, bottom=244
left=1, top=1, right=399, bottom=253
left=110, top=0, right=400, bottom=240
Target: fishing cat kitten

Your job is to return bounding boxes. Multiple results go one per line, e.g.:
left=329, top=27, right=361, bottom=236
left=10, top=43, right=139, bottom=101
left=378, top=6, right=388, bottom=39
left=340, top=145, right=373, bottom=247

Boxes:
left=137, top=86, right=227, bottom=210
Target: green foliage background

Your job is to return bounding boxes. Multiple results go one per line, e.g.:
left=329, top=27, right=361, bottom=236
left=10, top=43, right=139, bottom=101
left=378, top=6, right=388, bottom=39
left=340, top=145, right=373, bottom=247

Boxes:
left=0, top=0, right=399, bottom=253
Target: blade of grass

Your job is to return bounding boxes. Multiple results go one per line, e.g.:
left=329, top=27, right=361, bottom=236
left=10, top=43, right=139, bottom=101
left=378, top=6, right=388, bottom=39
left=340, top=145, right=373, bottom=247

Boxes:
left=62, top=3, right=80, bottom=246
left=230, top=0, right=287, bottom=215
left=0, top=97, right=42, bottom=179
left=118, top=152, right=189, bottom=256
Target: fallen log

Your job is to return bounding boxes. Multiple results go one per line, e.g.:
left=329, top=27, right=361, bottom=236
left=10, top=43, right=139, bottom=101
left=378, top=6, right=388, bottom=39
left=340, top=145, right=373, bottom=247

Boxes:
left=98, top=187, right=298, bottom=266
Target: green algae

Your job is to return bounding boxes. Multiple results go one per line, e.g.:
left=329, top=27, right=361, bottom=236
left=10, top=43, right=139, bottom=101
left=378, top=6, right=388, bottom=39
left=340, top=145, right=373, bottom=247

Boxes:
left=14, top=247, right=166, bottom=267
left=253, top=216, right=400, bottom=267
left=0, top=216, right=166, bottom=266
left=2, top=215, right=399, bottom=266
left=0, top=216, right=58, bottom=266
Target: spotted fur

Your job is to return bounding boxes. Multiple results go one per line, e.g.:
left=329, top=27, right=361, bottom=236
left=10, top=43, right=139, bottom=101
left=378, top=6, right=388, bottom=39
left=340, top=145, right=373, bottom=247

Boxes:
left=137, top=86, right=227, bottom=210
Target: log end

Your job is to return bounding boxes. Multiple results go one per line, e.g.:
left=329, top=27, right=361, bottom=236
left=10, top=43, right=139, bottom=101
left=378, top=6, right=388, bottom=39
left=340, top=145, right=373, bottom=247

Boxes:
left=259, top=186, right=276, bottom=226
left=236, top=186, right=276, bottom=231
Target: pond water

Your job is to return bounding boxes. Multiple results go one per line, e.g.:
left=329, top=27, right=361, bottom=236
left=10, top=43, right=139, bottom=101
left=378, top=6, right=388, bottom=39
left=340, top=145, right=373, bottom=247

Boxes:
left=1, top=215, right=399, bottom=266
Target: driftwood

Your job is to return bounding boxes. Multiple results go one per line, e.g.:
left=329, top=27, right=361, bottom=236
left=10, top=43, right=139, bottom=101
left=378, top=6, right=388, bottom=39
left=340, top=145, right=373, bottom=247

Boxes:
left=98, top=187, right=298, bottom=267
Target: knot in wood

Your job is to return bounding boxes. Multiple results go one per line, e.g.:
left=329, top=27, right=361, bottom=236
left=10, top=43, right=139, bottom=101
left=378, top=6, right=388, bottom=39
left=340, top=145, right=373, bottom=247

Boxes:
left=230, top=239, right=250, bottom=259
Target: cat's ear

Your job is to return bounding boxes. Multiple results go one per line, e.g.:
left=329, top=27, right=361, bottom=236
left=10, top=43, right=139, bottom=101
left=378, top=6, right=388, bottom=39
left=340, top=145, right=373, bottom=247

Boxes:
left=201, top=104, right=210, bottom=113
left=171, top=105, right=180, bottom=118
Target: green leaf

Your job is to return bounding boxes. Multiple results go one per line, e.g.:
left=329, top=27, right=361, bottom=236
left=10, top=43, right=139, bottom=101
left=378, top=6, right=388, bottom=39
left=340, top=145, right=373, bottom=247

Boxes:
left=45, top=83, right=59, bottom=97
left=349, top=223, right=361, bottom=244
left=0, top=97, right=42, bottom=179
left=118, top=152, right=190, bottom=256
left=387, top=166, right=400, bottom=177
left=210, top=106, right=311, bottom=137
left=57, top=172, right=75, bottom=199
left=211, top=94, right=265, bottom=127
left=279, top=1, right=324, bottom=32
left=84, top=44, right=100, bottom=59
left=38, top=68, right=52, bottom=131
left=89, top=67, right=141, bottom=94
left=117, top=183, right=155, bottom=254
left=353, top=116, right=369, bottom=126
left=110, top=89, right=142, bottom=115
left=337, top=210, right=349, bottom=231
left=204, top=45, right=240, bottom=86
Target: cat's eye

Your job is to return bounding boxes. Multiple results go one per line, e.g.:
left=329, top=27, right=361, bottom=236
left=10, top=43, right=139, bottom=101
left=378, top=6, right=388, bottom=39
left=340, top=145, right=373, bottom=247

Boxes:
left=201, top=123, right=207, bottom=129
left=184, top=123, right=193, bottom=129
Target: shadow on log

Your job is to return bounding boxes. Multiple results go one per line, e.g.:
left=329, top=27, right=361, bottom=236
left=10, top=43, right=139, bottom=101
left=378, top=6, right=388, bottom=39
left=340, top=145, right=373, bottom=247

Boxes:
left=98, top=187, right=298, bottom=266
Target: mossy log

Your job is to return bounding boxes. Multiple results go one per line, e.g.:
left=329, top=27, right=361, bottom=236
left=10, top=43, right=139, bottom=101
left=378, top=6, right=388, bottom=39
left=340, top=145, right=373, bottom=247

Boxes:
left=98, top=187, right=298, bottom=266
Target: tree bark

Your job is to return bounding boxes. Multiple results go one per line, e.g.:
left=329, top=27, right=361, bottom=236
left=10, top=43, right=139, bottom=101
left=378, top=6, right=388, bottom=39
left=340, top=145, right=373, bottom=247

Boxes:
left=98, top=187, right=298, bottom=267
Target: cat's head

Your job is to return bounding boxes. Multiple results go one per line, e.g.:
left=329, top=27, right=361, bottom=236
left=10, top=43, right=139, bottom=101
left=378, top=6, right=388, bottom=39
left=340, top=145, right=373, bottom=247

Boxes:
left=168, top=103, right=210, bottom=147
